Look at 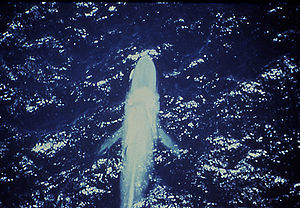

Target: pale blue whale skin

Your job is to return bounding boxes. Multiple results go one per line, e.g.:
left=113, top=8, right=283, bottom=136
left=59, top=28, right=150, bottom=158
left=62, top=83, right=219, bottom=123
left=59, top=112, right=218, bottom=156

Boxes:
left=129, top=55, right=157, bottom=95
left=98, top=55, right=179, bottom=208
left=121, top=55, right=159, bottom=208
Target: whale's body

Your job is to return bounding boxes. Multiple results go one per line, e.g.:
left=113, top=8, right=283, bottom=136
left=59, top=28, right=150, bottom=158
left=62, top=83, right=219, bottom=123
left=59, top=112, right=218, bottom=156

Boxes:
left=98, top=55, right=179, bottom=208
left=121, top=56, right=159, bottom=207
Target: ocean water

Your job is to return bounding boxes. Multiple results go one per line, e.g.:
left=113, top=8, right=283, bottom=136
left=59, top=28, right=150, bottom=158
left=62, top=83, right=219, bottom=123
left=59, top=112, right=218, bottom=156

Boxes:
left=0, top=2, right=299, bottom=207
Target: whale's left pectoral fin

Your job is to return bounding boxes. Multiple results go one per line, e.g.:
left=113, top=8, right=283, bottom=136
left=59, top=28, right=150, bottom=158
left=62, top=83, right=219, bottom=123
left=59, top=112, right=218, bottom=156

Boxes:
left=158, top=128, right=180, bottom=156
left=98, top=127, right=123, bottom=156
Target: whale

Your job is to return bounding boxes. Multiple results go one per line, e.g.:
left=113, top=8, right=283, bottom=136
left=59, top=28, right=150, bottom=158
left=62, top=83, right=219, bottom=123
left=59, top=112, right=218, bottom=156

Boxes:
left=98, top=54, right=179, bottom=208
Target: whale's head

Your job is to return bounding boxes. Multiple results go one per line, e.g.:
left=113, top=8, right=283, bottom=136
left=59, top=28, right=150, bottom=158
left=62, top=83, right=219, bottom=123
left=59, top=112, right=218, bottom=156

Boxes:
left=129, top=55, right=157, bottom=93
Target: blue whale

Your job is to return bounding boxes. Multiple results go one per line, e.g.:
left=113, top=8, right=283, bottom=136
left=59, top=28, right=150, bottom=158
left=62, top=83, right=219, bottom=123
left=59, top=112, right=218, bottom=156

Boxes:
left=99, top=54, right=179, bottom=208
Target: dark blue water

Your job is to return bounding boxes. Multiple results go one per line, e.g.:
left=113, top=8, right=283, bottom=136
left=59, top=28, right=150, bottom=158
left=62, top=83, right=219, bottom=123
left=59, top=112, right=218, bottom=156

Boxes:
left=0, top=2, right=299, bottom=207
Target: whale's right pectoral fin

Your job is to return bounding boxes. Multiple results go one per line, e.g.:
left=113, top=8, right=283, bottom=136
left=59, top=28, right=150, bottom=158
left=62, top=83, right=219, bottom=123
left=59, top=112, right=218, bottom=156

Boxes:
left=98, top=127, right=123, bottom=156
left=158, top=128, right=180, bottom=156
